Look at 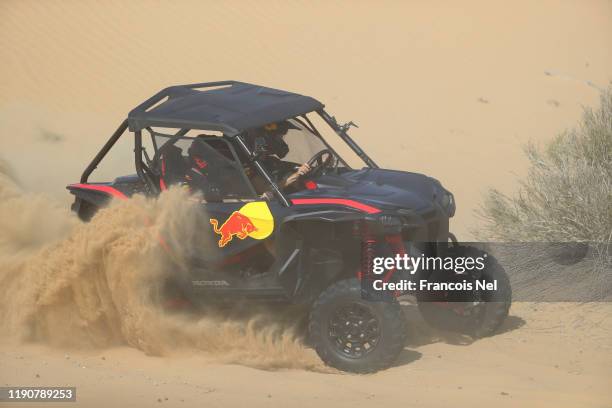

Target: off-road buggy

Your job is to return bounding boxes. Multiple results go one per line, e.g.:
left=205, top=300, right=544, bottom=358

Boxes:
left=68, top=81, right=511, bottom=373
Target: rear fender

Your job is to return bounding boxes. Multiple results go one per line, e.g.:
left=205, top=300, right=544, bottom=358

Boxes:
left=67, top=183, right=128, bottom=220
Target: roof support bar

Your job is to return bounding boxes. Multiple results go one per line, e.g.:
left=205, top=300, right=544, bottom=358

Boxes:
left=80, top=119, right=128, bottom=183
left=234, top=135, right=291, bottom=207
left=134, top=130, right=158, bottom=195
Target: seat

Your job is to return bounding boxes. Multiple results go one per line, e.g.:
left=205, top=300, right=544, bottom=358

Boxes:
left=158, top=144, right=189, bottom=190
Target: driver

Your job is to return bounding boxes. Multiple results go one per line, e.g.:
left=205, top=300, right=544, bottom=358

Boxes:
left=243, top=121, right=312, bottom=199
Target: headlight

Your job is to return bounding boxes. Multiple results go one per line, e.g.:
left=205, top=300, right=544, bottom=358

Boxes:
left=440, top=192, right=450, bottom=208
left=439, top=190, right=455, bottom=217
left=445, top=192, right=456, bottom=217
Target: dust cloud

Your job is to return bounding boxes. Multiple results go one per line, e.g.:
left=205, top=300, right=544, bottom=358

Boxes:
left=0, top=159, right=323, bottom=371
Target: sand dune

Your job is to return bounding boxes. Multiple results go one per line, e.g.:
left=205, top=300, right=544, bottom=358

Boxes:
left=0, top=1, right=611, bottom=407
left=1, top=0, right=611, bottom=236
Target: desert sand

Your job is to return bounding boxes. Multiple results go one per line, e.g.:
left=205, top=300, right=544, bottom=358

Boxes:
left=0, top=1, right=611, bottom=407
left=1, top=303, right=611, bottom=408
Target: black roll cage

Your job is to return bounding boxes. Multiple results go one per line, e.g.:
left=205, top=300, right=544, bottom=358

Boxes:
left=147, top=128, right=259, bottom=199
left=80, top=110, right=378, bottom=207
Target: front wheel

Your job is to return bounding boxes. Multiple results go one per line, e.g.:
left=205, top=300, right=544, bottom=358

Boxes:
left=308, top=278, right=408, bottom=373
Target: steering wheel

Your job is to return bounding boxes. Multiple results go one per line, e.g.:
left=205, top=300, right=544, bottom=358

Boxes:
left=306, top=149, right=337, bottom=177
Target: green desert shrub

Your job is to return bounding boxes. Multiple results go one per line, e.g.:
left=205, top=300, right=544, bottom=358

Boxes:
left=478, top=88, right=611, bottom=247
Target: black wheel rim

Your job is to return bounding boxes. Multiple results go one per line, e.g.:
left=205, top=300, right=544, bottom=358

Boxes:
left=452, top=301, right=486, bottom=324
left=328, top=302, right=380, bottom=358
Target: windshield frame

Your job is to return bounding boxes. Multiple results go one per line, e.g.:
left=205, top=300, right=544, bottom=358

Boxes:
left=287, top=116, right=350, bottom=169
left=315, top=109, right=378, bottom=169
left=232, top=109, right=377, bottom=206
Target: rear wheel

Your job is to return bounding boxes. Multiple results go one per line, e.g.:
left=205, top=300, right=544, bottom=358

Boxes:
left=308, top=278, right=407, bottom=373
left=72, top=199, right=99, bottom=222
left=417, top=246, right=511, bottom=338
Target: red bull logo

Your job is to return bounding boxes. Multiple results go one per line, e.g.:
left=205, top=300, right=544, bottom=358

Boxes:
left=210, top=212, right=257, bottom=247
left=209, top=202, right=274, bottom=248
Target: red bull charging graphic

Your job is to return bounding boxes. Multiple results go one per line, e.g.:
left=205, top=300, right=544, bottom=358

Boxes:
left=209, top=202, right=274, bottom=247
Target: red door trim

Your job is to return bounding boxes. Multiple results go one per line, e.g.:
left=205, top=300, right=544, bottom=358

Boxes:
left=290, top=198, right=381, bottom=214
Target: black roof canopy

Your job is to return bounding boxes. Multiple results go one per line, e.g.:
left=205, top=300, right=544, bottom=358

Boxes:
left=128, top=81, right=324, bottom=135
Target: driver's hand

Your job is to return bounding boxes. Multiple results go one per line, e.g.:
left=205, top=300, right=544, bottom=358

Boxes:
left=297, top=163, right=311, bottom=176
left=281, top=163, right=311, bottom=189
left=260, top=191, right=275, bottom=201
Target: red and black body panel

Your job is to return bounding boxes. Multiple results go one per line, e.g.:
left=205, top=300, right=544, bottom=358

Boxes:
left=67, top=175, right=144, bottom=220
left=66, top=166, right=454, bottom=302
